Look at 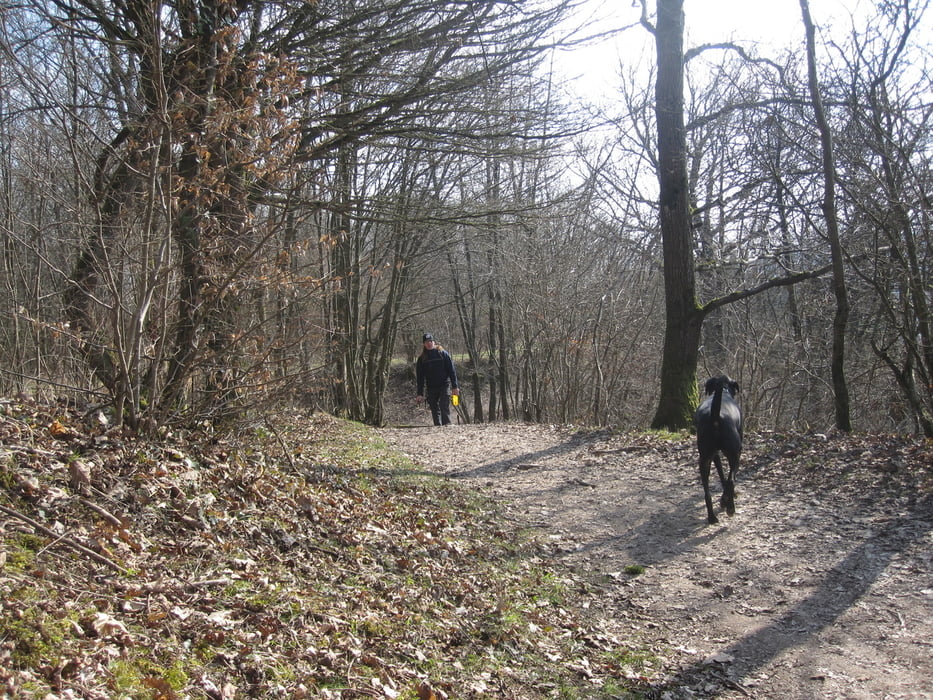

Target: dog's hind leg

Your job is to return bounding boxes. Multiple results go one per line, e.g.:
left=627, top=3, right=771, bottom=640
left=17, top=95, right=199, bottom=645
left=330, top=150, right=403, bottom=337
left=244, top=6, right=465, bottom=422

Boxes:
left=722, top=453, right=738, bottom=516
left=713, top=453, right=730, bottom=513
left=700, top=455, right=718, bottom=524
left=721, top=479, right=735, bottom=515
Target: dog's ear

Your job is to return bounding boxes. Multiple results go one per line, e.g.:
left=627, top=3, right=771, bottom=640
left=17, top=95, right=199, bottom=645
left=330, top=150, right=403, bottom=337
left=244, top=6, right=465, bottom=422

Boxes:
left=730, top=380, right=740, bottom=395
left=704, top=377, right=716, bottom=395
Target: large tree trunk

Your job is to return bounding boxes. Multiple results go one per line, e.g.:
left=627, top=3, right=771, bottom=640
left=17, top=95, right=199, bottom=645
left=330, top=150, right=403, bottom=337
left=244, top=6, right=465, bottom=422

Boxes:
left=650, top=0, right=703, bottom=430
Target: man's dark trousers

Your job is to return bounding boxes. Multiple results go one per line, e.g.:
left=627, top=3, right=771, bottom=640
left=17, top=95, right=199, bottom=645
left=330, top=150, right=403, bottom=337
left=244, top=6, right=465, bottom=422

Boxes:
left=426, top=386, right=451, bottom=425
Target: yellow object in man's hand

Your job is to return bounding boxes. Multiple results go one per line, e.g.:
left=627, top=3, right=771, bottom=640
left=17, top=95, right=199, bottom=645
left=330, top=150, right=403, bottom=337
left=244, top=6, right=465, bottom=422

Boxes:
left=451, top=394, right=459, bottom=407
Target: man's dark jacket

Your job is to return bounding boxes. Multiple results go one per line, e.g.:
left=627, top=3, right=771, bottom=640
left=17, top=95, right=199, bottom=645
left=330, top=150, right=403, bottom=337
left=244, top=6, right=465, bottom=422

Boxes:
left=416, top=348, right=458, bottom=395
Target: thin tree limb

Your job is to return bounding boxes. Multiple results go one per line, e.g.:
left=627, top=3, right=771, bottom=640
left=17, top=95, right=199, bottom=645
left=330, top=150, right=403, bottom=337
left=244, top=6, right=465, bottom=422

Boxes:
left=0, top=503, right=130, bottom=575
left=701, top=264, right=833, bottom=315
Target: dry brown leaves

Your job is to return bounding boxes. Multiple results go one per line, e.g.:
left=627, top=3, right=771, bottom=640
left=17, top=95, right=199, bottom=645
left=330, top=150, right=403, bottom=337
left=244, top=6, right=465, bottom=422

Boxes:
left=0, top=398, right=653, bottom=699
left=2, top=396, right=929, bottom=700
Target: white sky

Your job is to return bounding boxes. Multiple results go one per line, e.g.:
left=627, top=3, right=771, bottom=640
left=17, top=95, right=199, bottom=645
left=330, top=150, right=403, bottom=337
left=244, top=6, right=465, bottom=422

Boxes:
left=557, top=0, right=879, bottom=102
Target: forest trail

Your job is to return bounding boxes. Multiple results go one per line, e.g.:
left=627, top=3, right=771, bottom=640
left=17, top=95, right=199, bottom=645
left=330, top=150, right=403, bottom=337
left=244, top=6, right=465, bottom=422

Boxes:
left=379, top=420, right=933, bottom=699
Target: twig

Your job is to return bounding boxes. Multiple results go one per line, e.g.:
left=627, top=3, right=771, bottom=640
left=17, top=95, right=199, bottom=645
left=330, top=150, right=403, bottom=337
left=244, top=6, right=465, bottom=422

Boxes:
left=711, top=670, right=752, bottom=697
left=186, top=578, right=232, bottom=590
left=79, top=497, right=124, bottom=528
left=593, top=446, right=649, bottom=454
left=0, top=502, right=130, bottom=575
left=308, top=543, right=341, bottom=560
left=723, top=678, right=753, bottom=697
left=0, top=444, right=61, bottom=458
left=264, top=418, right=296, bottom=471
left=111, top=578, right=231, bottom=594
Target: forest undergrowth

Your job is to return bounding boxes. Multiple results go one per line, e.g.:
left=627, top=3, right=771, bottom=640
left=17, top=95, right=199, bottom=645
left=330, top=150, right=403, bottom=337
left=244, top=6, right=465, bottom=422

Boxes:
left=0, top=397, right=658, bottom=700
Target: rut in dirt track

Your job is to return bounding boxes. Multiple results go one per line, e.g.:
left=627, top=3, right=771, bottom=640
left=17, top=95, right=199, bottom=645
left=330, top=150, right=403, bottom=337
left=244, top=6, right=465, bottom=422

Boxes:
left=380, top=422, right=933, bottom=700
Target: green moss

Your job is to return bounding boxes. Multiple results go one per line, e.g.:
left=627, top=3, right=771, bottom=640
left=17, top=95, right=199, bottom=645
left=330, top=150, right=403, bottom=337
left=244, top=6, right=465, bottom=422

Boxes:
left=3, top=543, right=37, bottom=572
left=601, top=645, right=660, bottom=674
left=0, top=461, right=16, bottom=489
left=646, top=428, right=689, bottom=441
left=595, top=679, right=648, bottom=698
left=109, top=657, right=190, bottom=696
left=531, top=571, right=570, bottom=606
left=351, top=615, right=390, bottom=639
left=0, top=605, right=72, bottom=668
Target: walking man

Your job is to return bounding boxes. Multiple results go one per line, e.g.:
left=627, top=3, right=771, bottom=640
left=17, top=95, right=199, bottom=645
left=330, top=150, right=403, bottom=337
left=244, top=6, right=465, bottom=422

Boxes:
left=415, top=333, right=460, bottom=426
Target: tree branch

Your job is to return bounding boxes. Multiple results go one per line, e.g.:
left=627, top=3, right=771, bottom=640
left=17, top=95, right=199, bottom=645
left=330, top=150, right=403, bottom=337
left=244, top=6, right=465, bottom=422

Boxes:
left=701, top=263, right=833, bottom=315
left=684, top=41, right=785, bottom=80
left=638, top=0, right=655, bottom=34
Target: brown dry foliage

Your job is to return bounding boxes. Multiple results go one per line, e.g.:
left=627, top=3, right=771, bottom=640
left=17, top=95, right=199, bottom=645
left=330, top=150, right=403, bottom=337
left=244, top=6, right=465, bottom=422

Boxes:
left=0, top=398, right=654, bottom=699
left=2, top=396, right=930, bottom=699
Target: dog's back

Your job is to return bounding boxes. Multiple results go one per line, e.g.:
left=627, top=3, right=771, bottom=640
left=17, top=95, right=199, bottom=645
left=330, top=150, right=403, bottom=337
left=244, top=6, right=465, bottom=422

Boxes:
left=695, top=376, right=742, bottom=457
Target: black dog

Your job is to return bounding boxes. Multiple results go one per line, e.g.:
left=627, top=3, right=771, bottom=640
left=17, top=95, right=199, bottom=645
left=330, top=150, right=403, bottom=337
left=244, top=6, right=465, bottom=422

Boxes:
left=694, top=375, right=743, bottom=524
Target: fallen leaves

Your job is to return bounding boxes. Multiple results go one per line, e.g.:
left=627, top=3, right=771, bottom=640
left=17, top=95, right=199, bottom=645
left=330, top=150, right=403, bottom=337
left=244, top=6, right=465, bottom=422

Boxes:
left=0, top=401, right=657, bottom=698
left=7, top=398, right=929, bottom=699
left=87, top=612, right=131, bottom=641
left=48, top=419, right=79, bottom=441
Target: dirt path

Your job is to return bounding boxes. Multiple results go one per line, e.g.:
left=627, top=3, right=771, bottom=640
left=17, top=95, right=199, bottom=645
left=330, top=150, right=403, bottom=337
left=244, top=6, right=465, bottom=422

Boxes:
left=379, top=421, right=933, bottom=699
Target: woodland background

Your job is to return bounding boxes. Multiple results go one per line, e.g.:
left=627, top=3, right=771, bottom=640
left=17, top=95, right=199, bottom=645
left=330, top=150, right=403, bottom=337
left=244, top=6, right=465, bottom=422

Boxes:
left=0, top=0, right=931, bottom=434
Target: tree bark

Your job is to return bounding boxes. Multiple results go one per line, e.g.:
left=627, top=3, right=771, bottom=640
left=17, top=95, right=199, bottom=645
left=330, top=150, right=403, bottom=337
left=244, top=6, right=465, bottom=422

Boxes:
left=800, top=0, right=852, bottom=432
left=650, top=0, right=703, bottom=430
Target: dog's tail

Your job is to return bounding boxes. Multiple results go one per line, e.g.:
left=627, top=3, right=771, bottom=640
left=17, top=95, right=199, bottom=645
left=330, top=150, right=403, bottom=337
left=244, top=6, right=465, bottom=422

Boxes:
left=711, top=384, right=724, bottom=429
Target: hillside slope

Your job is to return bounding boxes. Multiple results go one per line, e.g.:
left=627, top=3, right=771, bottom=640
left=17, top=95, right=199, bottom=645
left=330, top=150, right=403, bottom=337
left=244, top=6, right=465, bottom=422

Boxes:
left=1, top=398, right=655, bottom=699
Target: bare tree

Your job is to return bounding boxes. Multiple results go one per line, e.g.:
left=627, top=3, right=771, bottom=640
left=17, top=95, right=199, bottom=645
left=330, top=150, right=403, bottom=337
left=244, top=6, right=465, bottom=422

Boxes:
left=799, top=0, right=852, bottom=431
left=4, top=0, right=932, bottom=437
left=833, top=0, right=933, bottom=434
left=642, top=0, right=844, bottom=430
left=645, top=0, right=703, bottom=429
left=7, top=0, right=580, bottom=428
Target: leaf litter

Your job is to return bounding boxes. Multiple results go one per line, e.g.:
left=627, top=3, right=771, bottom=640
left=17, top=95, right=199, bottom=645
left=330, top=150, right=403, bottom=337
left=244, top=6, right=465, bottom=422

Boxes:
left=2, top=394, right=931, bottom=699
left=1, top=398, right=658, bottom=699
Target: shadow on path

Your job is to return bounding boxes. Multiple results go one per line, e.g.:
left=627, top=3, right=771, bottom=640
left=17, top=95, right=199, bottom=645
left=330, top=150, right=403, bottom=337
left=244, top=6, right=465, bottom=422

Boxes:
left=446, top=438, right=590, bottom=480
left=442, top=429, right=720, bottom=574
left=652, top=492, right=933, bottom=695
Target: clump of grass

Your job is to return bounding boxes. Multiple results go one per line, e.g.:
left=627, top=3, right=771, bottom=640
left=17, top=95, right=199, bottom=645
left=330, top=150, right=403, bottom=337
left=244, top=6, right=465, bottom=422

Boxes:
left=624, top=564, right=646, bottom=576
left=646, top=428, right=690, bottom=441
